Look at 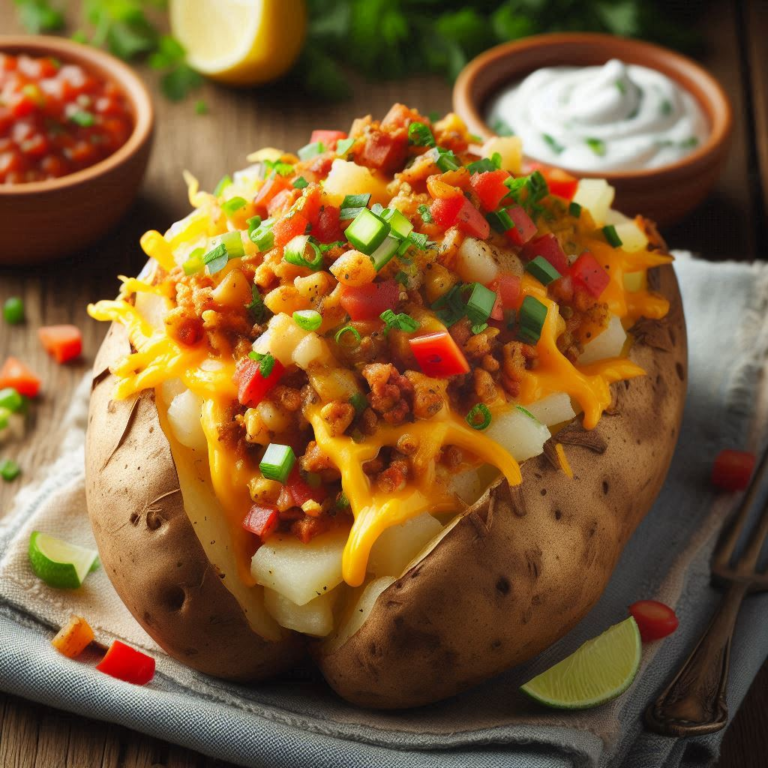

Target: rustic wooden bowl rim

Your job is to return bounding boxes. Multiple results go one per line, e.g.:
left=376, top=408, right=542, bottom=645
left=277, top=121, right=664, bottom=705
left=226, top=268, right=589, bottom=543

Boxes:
left=453, top=32, right=733, bottom=182
left=0, top=35, right=154, bottom=197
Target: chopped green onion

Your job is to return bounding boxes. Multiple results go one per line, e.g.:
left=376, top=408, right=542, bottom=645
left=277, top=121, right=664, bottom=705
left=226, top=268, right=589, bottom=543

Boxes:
left=340, top=206, right=365, bottom=221
left=221, top=230, right=244, bottom=258
left=203, top=243, right=228, bottom=274
left=249, top=219, right=275, bottom=251
left=264, top=160, right=294, bottom=177
left=247, top=215, right=262, bottom=235
left=680, top=136, right=699, bottom=149
left=466, top=403, right=492, bottom=430
left=569, top=202, right=582, bottom=218
left=466, top=155, right=501, bottom=174
left=434, top=147, right=460, bottom=172
left=182, top=247, right=205, bottom=276
left=335, top=137, right=355, bottom=156
left=418, top=204, right=433, bottom=223
left=432, top=283, right=467, bottom=326
left=298, top=141, right=326, bottom=161
left=345, top=208, right=390, bottom=255
left=0, top=388, right=24, bottom=413
left=341, top=194, right=371, bottom=209
left=405, top=231, right=428, bottom=251
left=337, top=491, right=350, bottom=508
left=518, top=295, right=548, bottom=345
left=370, top=203, right=384, bottom=216
left=292, top=176, right=309, bottom=189
left=525, top=256, right=561, bottom=286
left=213, top=175, right=232, bottom=196
left=408, top=121, right=435, bottom=148
left=370, top=236, right=400, bottom=272
left=517, top=405, right=539, bottom=421
left=248, top=351, right=276, bottom=378
left=0, top=458, right=20, bottom=482
left=283, top=235, right=323, bottom=270
left=380, top=208, right=413, bottom=240
left=472, top=322, right=488, bottom=335
left=335, top=325, right=361, bottom=348
left=259, top=444, right=296, bottom=484
left=3, top=297, right=24, bottom=325
left=349, top=392, right=367, bottom=415
left=246, top=285, right=265, bottom=322
left=69, top=110, right=95, bottom=127
left=615, top=80, right=626, bottom=94
left=380, top=310, right=419, bottom=333
left=491, top=118, right=514, bottom=137
left=486, top=208, right=513, bottom=233
left=586, top=138, right=606, bottom=157
left=394, top=270, right=409, bottom=286
left=465, top=283, right=497, bottom=324
left=660, top=100, right=673, bottom=116
left=221, top=196, right=247, bottom=215
left=469, top=133, right=483, bottom=143
left=602, top=225, right=623, bottom=248
left=293, top=309, right=322, bottom=331
left=542, top=134, right=565, bottom=155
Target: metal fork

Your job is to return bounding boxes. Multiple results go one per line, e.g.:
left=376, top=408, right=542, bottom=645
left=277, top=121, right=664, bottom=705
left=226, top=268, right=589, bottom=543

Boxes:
left=645, top=447, right=768, bottom=736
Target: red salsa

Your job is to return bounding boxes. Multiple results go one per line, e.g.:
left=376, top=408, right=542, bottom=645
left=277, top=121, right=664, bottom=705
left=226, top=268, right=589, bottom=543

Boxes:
left=0, top=53, right=134, bottom=185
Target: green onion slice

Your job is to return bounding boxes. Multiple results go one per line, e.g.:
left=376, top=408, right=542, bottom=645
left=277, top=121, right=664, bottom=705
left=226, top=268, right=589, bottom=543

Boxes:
left=335, top=137, right=355, bottom=156
left=0, top=388, right=24, bottom=413
left=345, top=208, right=390, bottom=255
left=293, top=309, right=322, bottom=331
left=525, top=256, right=561, bottom=286
left=298, top=141, right=326, bottom=161
left=335, top=325, right=361, bottom=348
left=418, top=204, right=433, bottom=223
left=465, top=283, right=497, bottom=324
left=586, top=138, right=606, bottom=157
left=408, top=122, right=436, bottom=148
left=292, top=176, right=309, bottom=189
left=259, top=443, right=296, bottom=484
left=183, top=247, right=205, bottom=276
left=380, top=208, right=413, bottom=240
left=602, top=225, right=623, bottom=248
left=466, top=403, right=492, bottom=430
left=248, top=350, right=276, bottom=378
left=518, top=295, right=548, bottom=345
left=569, top=202, right=582, bottom=218
left=213, top=175, right=232, bottom=196
left=349, top=392, right=367, bottom=415
left=486, top=208, right=513, bottom=234
left=380, top=310, right=419, bottom=333
left=283, top=235, right=323, bottom=270
left=203, top=243, right=228, bottom=274
left=221, top=230, right=244, bottom=258
left=434, top=147, right=461, bottom=172
left=221, top=196, right=247, bottom=216
left=341, top=194, right=371, bottom=209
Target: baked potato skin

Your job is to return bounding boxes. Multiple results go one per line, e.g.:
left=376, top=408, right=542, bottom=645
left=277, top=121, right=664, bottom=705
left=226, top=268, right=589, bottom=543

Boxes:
left=86, top=323, right=304, bottom=681
left=317, top=263, right=687, bottom=709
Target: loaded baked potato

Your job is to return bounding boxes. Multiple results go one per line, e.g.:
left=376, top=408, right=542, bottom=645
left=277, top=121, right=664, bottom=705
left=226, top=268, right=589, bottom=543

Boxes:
left=86, top=104, right=686, bottom=708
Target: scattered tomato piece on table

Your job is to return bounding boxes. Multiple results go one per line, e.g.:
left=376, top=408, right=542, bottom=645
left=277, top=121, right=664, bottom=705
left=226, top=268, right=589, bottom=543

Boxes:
left=629, top=600, right=679, bottom=642
left=711, top=449, right=755, bottom=491
left=0, top=357, right=41, bottom=397
left=38, top=324, right=83, bottom=364
left=96, top=640, right=155, bottom=685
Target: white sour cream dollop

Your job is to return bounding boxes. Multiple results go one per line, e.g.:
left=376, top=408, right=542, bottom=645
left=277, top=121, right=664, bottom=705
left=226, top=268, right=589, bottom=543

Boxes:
left=486, top=59, right=709, bottom=172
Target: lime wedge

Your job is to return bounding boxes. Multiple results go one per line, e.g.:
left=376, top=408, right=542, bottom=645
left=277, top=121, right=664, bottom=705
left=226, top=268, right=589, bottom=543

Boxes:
left=28, top=532, right=99, bottom=589
left=521, top=616, right=642, bottom=709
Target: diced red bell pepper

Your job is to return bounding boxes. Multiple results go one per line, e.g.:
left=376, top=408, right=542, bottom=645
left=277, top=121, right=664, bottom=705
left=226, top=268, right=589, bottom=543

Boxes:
left=96, top=640, right=155, bottom=685
left=310, top=130, right=347, bottom=149
left=505, top=206, right=538, bottom=246
left=570, top=252, right=610, bottom=298
left=431, top=196, right=490, bottom=239
left=38, top=325, right=82, bottom=364
left=254, top=174, right=291, bottom=215
left=273, top=212, right=310, bottom=249
left=711, top=449, right=755, bottom=491
left=359, top=131, right=408, bottom=173
left=527, top=163, right=579, bottom=201
left=312, top=205, right=344, bottom=243
left=470, top=169, right=511, bottom=211
left=522, top=234, right=569, bottom=275
left=629, top=600, right=679, bottom=643
left=234, top=357, right=285, bottom=408
left=0, top=357, right=41, bottom=397
left=267, top=188, right=296, bottom=217
left=285, top=466, right=327, bottom=506
left=243, top=504, right=280, bottom=540
left=339, top=280, right=399, bottom=321
left=381, top=103, right=422, bottom=129
left=409, top=332, right=470, bottom=378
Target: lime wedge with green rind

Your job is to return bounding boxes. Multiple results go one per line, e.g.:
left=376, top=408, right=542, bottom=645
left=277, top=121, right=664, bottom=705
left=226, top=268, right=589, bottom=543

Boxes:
left=521, top=616, right=642, bottom=709
left=28, top=531, right=99, bottom=589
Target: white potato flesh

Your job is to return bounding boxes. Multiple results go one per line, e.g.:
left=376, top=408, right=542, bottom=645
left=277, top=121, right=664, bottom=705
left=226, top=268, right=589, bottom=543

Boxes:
left=481, top=136, right=523, bottom=174
left=623, top=271, right=645, bottom=292
left=367, top=513, right=443, bottom=578
left=134, top=291, right=167, bottom=331
left=525, top=393, right=577, bottom=427
left=254, top=313, right=307, bottom=367
left=331, top=577, right=396, bottom=651
left=323, top=160, right=389, bottom=207
left=448, top=468, right=487, bottom=507
left=264, top=587, right=337, bottom=637
left=159, top=377, right=185, bottom=406
left=292, top=333, right=329, bottom=369
left=605, top=209, right=649, bottom=253
left=251, top=529, right=348, bottom=606
left=455, top=238, right=500, bottom=284
left=579, top=314, right=627, bottom=365
left=573, top=179, right=615, bottom=227
left=485, top=407, right=551, bottom=462
left=167, top=389, right=207, bottom=451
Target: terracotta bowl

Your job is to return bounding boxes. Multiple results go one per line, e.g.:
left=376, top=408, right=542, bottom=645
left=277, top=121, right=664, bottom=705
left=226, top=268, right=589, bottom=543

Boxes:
left=453, top=33, right=732, bottom=226
left=0, top=36, right=154, bottom=266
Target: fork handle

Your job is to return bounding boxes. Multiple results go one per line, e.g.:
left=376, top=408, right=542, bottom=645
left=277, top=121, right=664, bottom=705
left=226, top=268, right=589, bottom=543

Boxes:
left=645, top=581, right=749, bottom=736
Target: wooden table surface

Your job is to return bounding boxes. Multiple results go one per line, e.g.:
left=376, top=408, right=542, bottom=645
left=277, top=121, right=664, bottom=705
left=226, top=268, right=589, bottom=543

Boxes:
left=1, top=1, right=767, bottom=765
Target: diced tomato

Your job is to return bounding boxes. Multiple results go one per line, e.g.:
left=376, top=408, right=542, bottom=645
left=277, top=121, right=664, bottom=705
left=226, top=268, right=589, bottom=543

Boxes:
left=522, top=234, right=569, bottom=275
left=430, top=196, right=464, bottom=229
left=234, top=357, right=285, bottom=408
left=243, top=504, right=279, bottom=540
left=96, top=640, right=155, bottom=685
left=470, top=170, right=511, bottom=211
left=456, top=198, right=490, bottom=239
left=629, top=600, right=679, bottom=643
left=380, top=103, right=421, bottom=129
left=0, top=357, right=41, bottom=397
left=273, top=212, right=309, bottom=249
left=505, top=206, right=537, bottom=246
left=38, top=324, right=82, bottom=364
left=570, top=252, right=610, bottom=298
left=409, top=332, right=470, bottom=378
left=254, top=174, right=291, bottom=215
left=267, top=188, right=296, bottom=217
left=359, top=131, right=408, bottom=173
left=294, top=184, right=322, bottom=225
left=711, top=449, right=755, bottom=491
left=496, top=273, right=521, bottom=308
left=490, top=292, right=504, bottom=321
left=285, top=466, right=327, bottom=506
left=339, top=280, right=399, bottom=321
left=310, top=130, right=347, bottom=149
left=527, top=163, right=579, bottom=201
left=312, top=205, right=344, bottom=243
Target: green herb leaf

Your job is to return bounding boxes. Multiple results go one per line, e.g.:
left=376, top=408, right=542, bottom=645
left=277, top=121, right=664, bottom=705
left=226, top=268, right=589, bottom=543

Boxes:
left=161, top=63, right=203, bottom=102
left=586, top=137, right=606, bottom=157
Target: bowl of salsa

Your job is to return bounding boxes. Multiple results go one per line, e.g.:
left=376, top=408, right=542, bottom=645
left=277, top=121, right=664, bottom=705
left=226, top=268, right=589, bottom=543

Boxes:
left=0, top=36, right=153, bottom=265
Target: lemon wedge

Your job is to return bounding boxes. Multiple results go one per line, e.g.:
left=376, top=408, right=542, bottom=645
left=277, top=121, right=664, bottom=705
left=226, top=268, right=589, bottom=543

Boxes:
left=169, top=0, right=307, bottom=86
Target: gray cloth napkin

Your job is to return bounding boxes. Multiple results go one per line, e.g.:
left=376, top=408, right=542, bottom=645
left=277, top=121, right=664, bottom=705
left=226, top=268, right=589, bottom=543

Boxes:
left=1, top=253, right=767, bottom=768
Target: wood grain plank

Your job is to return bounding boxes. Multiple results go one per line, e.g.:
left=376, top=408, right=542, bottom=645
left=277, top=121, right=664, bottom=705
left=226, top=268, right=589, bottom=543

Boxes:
left=0, top=695, right=39, bottom=768
left=33, top=708, right=70, bottom=768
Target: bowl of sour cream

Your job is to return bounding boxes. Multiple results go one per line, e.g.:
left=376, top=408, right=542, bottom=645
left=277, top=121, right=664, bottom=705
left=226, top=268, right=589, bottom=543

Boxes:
left=454, top=33, right=732, bottom=226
